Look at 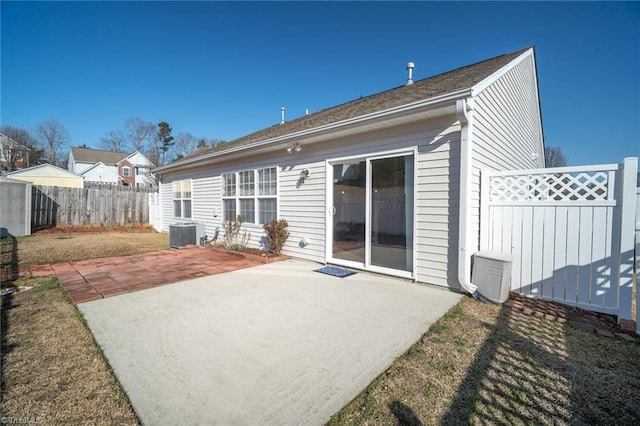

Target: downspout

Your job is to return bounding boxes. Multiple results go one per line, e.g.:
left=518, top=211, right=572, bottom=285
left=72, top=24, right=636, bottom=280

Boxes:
left=455, top=98, right=479, bottom=296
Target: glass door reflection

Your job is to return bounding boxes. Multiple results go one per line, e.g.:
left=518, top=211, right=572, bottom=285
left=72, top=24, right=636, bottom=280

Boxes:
left=332, top=161, right=366, bottom=263
left=370, top=156, right=413, bottom=272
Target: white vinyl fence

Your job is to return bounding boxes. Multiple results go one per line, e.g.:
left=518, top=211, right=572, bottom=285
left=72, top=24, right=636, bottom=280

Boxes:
left=480, top=157, right=637, bottom=324
left=149, top=192, right=162, bottom=232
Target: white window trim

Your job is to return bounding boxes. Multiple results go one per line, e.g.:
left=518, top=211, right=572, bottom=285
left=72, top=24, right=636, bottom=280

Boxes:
left=122, top=166, right=131, bottom=177
left=173, top=179, right=193, bottom=219
left=221, top=167, right=278, bottom=225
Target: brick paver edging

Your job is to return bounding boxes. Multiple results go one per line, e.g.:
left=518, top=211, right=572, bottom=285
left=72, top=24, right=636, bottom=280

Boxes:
left=12, top=246, right=265, bottom=305
left=504, top=293, right=638, bottom=342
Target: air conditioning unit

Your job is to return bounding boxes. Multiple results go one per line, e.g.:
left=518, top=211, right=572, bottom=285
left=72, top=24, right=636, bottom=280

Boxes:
left=471, top=251, right=513, bottom=304
left=169, top=222, right=206, bottom=248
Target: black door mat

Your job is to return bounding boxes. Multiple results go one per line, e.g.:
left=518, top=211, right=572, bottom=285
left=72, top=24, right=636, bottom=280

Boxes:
left=314, top=266, right=356, bottom=278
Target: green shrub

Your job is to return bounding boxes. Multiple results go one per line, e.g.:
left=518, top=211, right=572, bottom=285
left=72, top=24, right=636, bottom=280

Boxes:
left=263, top=219, right=289, bottom=256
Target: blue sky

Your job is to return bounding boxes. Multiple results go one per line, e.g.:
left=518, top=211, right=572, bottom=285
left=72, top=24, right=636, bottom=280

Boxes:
left=1, top=1, right=638, bottom=166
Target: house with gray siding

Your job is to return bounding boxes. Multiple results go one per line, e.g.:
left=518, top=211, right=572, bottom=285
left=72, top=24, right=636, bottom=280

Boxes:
left=153, top=47, right=544, bottom=293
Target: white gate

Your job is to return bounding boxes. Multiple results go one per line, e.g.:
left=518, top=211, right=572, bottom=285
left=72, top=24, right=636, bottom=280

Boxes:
left=148, top=192, right=162, bottom=232
left=480, top=157, right=637, bottom=321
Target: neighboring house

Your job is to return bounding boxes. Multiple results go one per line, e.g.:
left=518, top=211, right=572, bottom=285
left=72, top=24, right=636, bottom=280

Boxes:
left=153, top=47, right=545, bottom=292
left=68, top=147, right=155, bottom=187
left=0, top=133, right=30, bottom=172
left=5, top=164, right=84, bottom=188
left=78, top=161, right=121, bottom=186
left=120, top=151, right=155, bottom=187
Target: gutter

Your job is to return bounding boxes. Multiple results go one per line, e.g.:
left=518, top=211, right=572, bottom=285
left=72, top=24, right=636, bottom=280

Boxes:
left=455, top=98, right=479, bottom=296
left=154, top=88, right=472, bottom=174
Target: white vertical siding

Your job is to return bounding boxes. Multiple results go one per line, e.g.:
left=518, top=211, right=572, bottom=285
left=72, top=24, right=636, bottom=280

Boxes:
left=471, top=52, right=545, bottom=252
left=192, top=176, right=222, bottom=240
left=159, top=181, right=173, bottom=232
left=279, top=161, right=326, bottom=262
left=416, top=137, right=460, bottom=287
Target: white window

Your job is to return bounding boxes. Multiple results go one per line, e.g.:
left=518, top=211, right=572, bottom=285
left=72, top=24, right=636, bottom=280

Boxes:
left=173, top=180, right=192, bottom=219
left=122, top=166, right=131, bottom=177
left=221, top=167, right=277, bottom=224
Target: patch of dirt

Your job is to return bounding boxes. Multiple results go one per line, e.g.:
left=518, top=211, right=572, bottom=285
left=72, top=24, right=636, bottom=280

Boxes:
left=210, top=245, right=283, bottom=259
left=236, top=247, right=280, bottom=258
left=35, top=224, right=155, bottom=235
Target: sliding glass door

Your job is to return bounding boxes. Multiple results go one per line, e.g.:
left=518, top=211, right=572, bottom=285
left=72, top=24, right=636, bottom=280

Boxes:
left=330, top=152, right=414, bottom=276
left=370, top=156, right=413, bottom=272
left=332, top=161, right=366, bottom=263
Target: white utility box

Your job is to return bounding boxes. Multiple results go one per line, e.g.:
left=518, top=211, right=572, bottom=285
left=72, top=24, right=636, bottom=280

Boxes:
left=472, top=251, right=513, bottom=304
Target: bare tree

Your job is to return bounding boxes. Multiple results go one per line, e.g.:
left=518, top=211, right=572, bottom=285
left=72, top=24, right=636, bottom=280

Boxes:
left=100, top=130, right=127, bottom=152
left=35, top=118, right=70, bottom=167
left=0, top=125, right=40, bottom=171
left=544, top=146, right=568, bottom=167
left=173, top=132, right=200, bottom=159
left=124, top=117, right=155, bottom=153
left=209, top=137, right=227, bottom=148
left=146, top=144, right=161, bottom=168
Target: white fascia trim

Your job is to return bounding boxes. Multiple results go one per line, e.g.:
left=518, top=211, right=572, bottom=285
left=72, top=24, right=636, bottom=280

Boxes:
left=5, top=163, right=82, bottom=177
left=470, top=48, right=533, bottom=96
left=154, top=88, right=472, bottom=174
left=122, top=150, right=154, bottom=167
left=79, top=161, right=103, bottom=175
left=456, top=98, right=478, bottom=296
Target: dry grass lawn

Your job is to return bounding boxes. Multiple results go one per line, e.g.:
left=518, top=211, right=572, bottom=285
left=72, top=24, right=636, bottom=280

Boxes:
left=330, top=296, right=640, bottom=425
left=1, top=276, right=139, bottom=424
left=8, top=232, right=169, bottom=267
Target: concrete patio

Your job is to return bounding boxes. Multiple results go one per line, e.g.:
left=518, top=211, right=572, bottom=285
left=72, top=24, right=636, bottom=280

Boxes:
left=79, top=259, right=462, bottom=425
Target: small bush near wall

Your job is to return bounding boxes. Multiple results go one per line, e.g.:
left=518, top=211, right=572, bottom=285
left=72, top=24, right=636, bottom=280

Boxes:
left=263, top=219, right=290, bottom=256
left=223, top=216, right=251, bottom=250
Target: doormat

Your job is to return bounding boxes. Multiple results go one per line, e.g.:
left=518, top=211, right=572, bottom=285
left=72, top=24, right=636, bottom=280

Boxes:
left=314, top=266, right=356, bottom=278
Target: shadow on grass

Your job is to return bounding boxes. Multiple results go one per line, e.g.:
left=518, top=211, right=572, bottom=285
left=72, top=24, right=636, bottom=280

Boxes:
left=440, top=300, right=640, bottom=424
left=389, top=400, right=424, bottom=425
left=1, top=229, right=19, bottom=284
left=1, top=229, right=19, bottom=404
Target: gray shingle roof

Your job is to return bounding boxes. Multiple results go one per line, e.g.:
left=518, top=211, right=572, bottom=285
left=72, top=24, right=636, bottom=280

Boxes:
left=168, top=47, right=530, bottom=168
left=71, top=147, right=128, bottom=165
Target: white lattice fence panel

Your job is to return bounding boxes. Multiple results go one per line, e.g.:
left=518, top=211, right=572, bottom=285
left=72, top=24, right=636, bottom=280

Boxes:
left=490, top=170, right=613, bottom=202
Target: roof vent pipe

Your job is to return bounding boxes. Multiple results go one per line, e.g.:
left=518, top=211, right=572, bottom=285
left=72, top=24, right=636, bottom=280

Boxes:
left=280, top=107, right=286, bottom=124
left=405, top=62, right=415, bottom=86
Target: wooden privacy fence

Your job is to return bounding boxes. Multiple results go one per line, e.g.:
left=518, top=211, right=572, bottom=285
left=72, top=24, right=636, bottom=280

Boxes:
left=32, top=185, right=152, bottom=228
left=480, top=157, right=637, bottom=323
